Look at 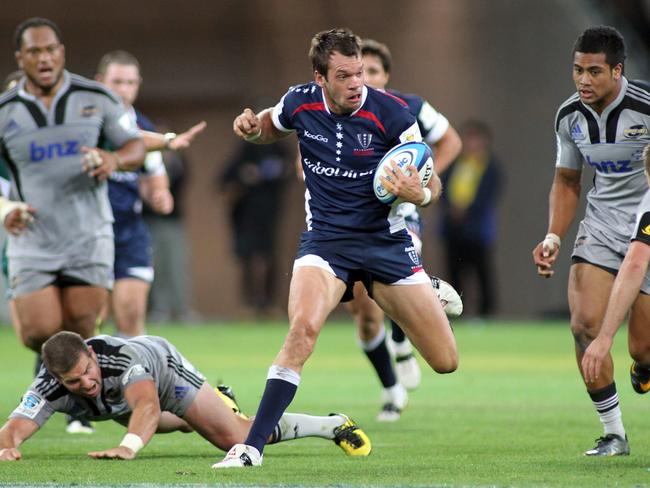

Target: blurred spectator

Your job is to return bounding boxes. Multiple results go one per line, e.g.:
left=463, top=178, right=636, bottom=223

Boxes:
left=439, top=120, right=503, bottom=317
left=144, top=144, right=197, bottom=322
left=219, top=139, right=292, bottom=316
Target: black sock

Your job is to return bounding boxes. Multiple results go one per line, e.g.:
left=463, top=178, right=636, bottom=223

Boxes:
left=362, top=329, right=397, bottom=388
left=390, top=319, right=406, bottom=344
left=245, top=371, right=299, bottom=454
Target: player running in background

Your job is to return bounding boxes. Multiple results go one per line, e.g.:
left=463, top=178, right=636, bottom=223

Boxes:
left=0, top=331, right=370, bottom=462
left=344, top=38, right=462, bottom=421
left=582, top=145, right=650, bottom=394
left=95, top=50, right=206, bottom=338
left=532, top=26, right=650, bottom=456
left=214, top=28, right=457, bottom=468
left=0, top=15, right=144, bottom=385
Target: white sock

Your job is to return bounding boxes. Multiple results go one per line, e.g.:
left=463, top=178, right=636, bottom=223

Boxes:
left=591, top=389, right=625, bottom=438
left=382, top=383, right=408, bottom=409
left=271, top=413, right=343, bottom=442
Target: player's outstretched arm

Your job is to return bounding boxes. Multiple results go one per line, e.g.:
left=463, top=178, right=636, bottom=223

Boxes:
left=141, top=121, right=208, bottom=152
left=88, top=380, right=160, bottom=460
left=140, top=174, right=173, bottom=215
left=532, top=167, right=582, bottom=278
left=582, top=241, right=650, bottom=383
left=233, top=108, right=288, bottom=144
left=0, top=418, right=40, bottom=461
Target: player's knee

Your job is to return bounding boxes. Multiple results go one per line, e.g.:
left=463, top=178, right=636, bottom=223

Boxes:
left=433, top=352, right=458, bottom=374
left=570, top=319, right=597, bottom=352
left=357, top=319, right=382, bottom=342
left=288, top=315, right=321, bottom=348
left=20, top=329, right=51, bottom=353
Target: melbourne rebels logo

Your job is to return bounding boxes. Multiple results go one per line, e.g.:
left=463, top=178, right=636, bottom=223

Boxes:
left=357, top=133, right=373, bottom=149
left=354, top=133, right=374, bottom=156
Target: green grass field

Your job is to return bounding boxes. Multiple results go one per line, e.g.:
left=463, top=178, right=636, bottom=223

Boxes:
left=1, top=320, right=650, bottom=487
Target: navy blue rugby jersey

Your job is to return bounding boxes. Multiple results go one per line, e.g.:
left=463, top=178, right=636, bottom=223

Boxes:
left=107, top=108, right=165, bottom=223
left=272, top=83, right=421, bottom=234
left=387, top=89, right=450, bottom=146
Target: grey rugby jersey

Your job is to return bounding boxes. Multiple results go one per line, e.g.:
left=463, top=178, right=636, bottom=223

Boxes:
left=10, top=335, right=204, bottom=427
left=0, top=71, right=140, bottom=261
left=555, top=77, right=650, bottom=242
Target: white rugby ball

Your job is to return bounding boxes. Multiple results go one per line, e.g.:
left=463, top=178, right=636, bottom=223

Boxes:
left=373, top=141, right=434, bottom=204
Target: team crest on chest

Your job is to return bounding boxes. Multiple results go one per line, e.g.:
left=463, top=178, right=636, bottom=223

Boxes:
left=354, top=133, right=374, bottom=156
left=624, top=124, right=648, bottom=139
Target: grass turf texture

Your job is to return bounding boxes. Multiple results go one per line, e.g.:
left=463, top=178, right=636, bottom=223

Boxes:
left=1, top=321, right=650, bottom=487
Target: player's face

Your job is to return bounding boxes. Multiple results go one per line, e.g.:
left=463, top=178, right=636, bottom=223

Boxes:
left=15, top=26, right=65, bottom=95
left=362, top=54, right=389, bottom=90
left=100, top=63, right=141, bottom=107
left=59, top=351, right=102, bottom=398
left=573, top=52, right=622, bottom=113
left=315, top=51, right=364, bottom=115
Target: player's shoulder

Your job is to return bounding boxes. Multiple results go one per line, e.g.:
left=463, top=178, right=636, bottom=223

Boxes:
left=67, top=72, right=121, bottom=104
left=386, top=88, right=422, bottom=110
left=554, top=92, right=582, bottom=130
left=32, top=368, right=68, bottom=402
left=368, top=86, right=409, bottom=110
left=134, top=109, right=156, bottom=131
left=625, top=80, right=650, bottom=113
left=285, top=82, right=321, bottom=101
left=0, top=85, right=20, bottom=110
left=87, top=334, right=130, bottom=357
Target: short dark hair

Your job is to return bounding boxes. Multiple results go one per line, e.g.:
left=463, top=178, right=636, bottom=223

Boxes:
left=573, top=26, right=626, bottom=69
left=309, top=28, right=361, bottom=78
left=460, top=119, right=493, bottom=142
left=361, top=38, right=392, bottom=74
left=42, top=331, right=90, bottom=377
left=96, top=50, right=141, bottom=76
left=14, top=17, right=62, bottom=51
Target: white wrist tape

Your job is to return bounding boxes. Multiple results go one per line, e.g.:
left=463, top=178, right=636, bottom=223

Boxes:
left=244, top=129, right=262, bottom=141
left=0, top=198, right=30, bottom=224
left=420, top=187, right=432, bottom=207
left=543, top=232, right=561, bottom=251
left=119, top=433, right=144, bottom=453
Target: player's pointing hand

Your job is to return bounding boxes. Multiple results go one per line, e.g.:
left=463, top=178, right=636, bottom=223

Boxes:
left=233, top=108, right=261, bottom=140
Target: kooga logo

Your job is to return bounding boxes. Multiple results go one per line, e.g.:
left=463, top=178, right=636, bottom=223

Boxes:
left=30, top=140, right=80, bottom=162
left=304, top=130, right=328, bottom=143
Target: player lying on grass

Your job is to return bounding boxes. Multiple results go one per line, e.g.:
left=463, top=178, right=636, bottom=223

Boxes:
left=0, top=331, right=371, bottom=463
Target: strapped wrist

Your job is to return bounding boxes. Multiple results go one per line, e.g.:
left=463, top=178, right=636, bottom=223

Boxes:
left=244, top=129, right=262, bottom=142
left=119, top=433, right=144, bottom=453
left=420, top=187, right=432, bottom=207
left=163, top=132, right=177, bottom=149
left=543, top=232, right=561, bottom=250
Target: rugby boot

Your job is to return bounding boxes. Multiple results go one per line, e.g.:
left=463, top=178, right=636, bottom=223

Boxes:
left=331, top=413, right=372, bottom=456
left=630, top=361, right=650, bottom=394
left=584, top=434, right=629, bottom=456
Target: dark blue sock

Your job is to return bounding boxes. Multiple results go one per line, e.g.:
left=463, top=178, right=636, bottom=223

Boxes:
left=364, top=338, right=397, bottom=388
left=390, top=319, right=406, bottom=344
left=245, top=378, right=298, bottom=454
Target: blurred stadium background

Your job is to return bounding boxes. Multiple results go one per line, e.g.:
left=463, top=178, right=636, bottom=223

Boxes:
left=0, top=0, right=649, bottom=321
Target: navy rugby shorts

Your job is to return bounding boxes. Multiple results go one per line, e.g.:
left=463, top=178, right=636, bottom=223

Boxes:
left=293, top=229, right=429, bottom=302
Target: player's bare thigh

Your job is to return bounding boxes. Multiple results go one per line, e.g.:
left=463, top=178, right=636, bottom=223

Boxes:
left=346, top=281, right=384, bottom=341
left=628, top=293, right=650, bottom=364
left=278, top=266, right=346, bottom=372
left=372, top=280, right=457, bottom=373
left=112, top=278, right=150, bottom=336
left=568, top=263, right=615, bottom=351
left=181, top=383, right=249, bottom=451
left=61, top=286, right=108, bottom=337
left=13, top=285, right=63, bottom=351
left=157, top=412, right=193, bottom=433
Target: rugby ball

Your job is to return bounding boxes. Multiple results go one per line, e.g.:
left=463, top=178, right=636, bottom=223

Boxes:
left=373, top=141, right=434, bottom=204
